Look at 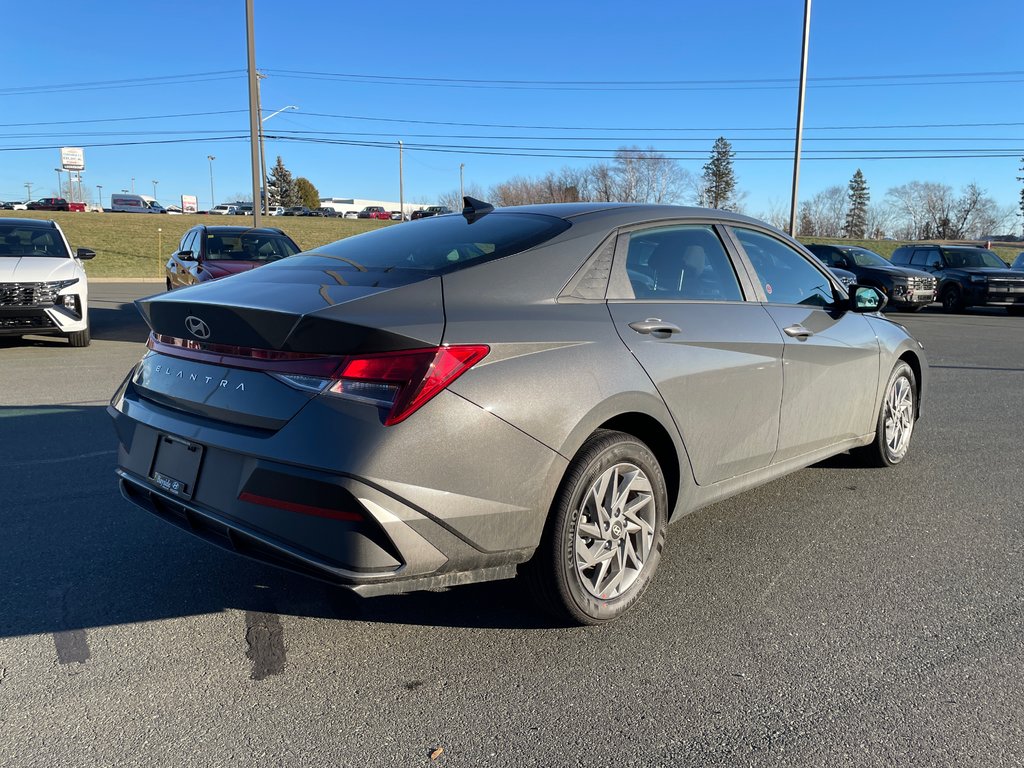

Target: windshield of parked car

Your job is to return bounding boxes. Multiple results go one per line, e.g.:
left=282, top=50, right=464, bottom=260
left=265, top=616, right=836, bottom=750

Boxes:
left=0, top=225, right=69, bottom=258
left=943, top=248, right=1007, bottom=269
left=838, top=247, right=890, bottom=267
left=204, top=233, right=300, bottom=261
left=283, top=212, right=570, bottom=275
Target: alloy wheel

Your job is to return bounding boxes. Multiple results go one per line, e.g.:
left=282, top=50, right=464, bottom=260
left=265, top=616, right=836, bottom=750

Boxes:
left=883, top=374, right=914, bottom=460
left=573, top=462, right=656, bottom=600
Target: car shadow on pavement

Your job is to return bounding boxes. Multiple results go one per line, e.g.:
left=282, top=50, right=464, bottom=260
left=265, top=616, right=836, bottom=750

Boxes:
left=0, top=404, right=553, bottom=640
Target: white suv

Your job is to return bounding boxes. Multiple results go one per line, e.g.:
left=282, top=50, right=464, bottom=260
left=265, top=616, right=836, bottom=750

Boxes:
left=209, top=204, right=238, bottom=215
left=0, top=218, right=95, bottom=346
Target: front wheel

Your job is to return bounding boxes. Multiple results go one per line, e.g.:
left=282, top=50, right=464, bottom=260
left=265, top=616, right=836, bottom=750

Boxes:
left=941, top=286, right=965, bottom=313
left=854, top=361, right=917, bottom=467
left=524, top=430, right=668, bottom=625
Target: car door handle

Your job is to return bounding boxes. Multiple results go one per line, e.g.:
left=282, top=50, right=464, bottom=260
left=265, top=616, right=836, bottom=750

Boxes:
left=629, top=319, right=681, bottom=335
left=783, top=324, right=813, bottom=339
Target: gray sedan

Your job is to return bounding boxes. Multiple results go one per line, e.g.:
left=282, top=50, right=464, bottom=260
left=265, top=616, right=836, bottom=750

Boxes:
left=109, top=200, right=926, bottom=624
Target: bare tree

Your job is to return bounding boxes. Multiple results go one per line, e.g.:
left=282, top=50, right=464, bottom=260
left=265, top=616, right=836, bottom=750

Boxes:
left=758, top=198, right=791, bottom=231
left=887, top=181, right=1012, bottom=239
left=798, top=186, right=847, bottom=238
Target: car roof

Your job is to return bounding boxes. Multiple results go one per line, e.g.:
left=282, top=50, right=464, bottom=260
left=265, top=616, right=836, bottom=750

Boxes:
left=201, top=226, right=289, bottom=236
left=0, top=218, right=58, bottom=230
left=476, top=202, right=773, bottom=231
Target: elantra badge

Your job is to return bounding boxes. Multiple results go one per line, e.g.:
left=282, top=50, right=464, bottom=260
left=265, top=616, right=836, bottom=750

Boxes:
left=185, top=315, right=211, bottom=339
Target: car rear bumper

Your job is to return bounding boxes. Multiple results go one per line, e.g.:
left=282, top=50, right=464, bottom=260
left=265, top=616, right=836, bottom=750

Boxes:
left=107, top=380, right=566, bottom=594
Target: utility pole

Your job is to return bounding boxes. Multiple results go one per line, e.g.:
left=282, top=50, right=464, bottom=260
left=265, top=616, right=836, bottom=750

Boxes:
left=25, top=182, right=32, bottom=201
left=789, top=0, right=812, bottom=237
left=245, top=0, right=262, bottom=228
left=399, top=140, right=404, bottom=221
left=460, top=163, right=465, bottom=200
left=97, top=185, right=103, bottom=208
left=257, top=72, right=267, bottom=215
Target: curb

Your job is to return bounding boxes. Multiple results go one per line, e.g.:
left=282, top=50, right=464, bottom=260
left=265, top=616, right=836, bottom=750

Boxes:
left=90, top=278, right=165, bottom=283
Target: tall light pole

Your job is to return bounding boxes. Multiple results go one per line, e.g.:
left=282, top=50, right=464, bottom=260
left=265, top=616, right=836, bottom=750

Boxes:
left=152, top=179, right=159, bottom=201
left=245, top=0, right=262, bottom=227
left=460, top=163, right=465, bottom=200
left=54, top=168, right=63, bottom=197
left=97, top=185, right=103, bottom=209
left=207, top=155, right=216, bottom=210
left=258, top=95, right=298, bottom=214
left=131, top=177, right=135, bottom=193
left=788, top=0, right=812, bottom=236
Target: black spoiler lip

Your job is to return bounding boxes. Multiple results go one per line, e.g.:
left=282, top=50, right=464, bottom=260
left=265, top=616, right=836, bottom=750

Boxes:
left=136, top=275, right=445, bottom=355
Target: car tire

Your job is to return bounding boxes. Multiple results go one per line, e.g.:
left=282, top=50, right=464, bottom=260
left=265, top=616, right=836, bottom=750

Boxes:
left=941, top=286, right=965, bottom=313
left=854, top=361, right=916, bottom=468
left=66, top=318, right=91, bottom=348
left=524, top=430, right=668, bottom=625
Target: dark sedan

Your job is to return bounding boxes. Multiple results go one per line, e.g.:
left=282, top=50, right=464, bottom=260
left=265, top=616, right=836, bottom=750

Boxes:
left=806, top=243, right=936, bottom=311
left=164, top=225, right=300, bottom=290
left=113, top=199, right=926, bottom=625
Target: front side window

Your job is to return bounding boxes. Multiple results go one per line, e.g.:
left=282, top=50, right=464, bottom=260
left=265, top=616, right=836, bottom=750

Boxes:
left=624, top=225, right=742, bottom=301
left=733, top=228, right=835, bottom=307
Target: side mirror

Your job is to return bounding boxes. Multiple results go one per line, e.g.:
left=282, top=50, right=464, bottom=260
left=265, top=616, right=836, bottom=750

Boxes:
left=178, top=250, right=196, bottom=261
left=76, top=247, right=96, bottom=260
left=850, top=285, right=888, bottom=313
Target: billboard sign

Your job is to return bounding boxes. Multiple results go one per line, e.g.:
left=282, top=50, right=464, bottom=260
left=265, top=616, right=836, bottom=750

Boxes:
left=60, top=147, right=85, bottom=171
left=181, top=194, right=198, bottom=214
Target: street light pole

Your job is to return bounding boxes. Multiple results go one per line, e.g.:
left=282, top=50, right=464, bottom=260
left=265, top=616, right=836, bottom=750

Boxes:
left=207, top=155, right=216, bottom=210
left=97, top=185, right=103, bottom=209
left=460, top=163, right=465, bottom=200
left=131, top=177, right=135, bottom=194
left=399, top=140, right=404, bottom=222
left=152, top=180, right=159, bottom=201
left=788, top=0, right=812, bottom=237
left=25, top=182, right=32, bottom=201
left=245, top=0, right=262, bottom=228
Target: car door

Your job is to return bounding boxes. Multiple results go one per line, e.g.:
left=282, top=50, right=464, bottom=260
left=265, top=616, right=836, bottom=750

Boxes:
left=607, top=222, right=785, bottom=485
left=169, top=229, right=200, bottom=289
left=726, top=226, right=880, bottom=462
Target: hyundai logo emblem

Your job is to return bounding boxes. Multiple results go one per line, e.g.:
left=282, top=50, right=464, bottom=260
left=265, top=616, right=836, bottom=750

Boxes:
left=184, top=315, right=211, bottom=339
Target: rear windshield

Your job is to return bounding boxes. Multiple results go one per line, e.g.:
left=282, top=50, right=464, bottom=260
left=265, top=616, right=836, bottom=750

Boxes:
left=286, top=212, right=570, bottom=274
left=0, top=225, right=69, bottom=258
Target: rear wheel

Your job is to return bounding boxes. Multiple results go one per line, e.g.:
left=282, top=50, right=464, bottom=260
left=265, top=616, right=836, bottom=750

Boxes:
left=524, top=430, right=668, bottom=625
left=854, top=361, right=916, bottom=467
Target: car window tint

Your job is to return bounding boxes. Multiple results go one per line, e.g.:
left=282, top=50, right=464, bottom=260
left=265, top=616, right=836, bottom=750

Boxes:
left=181, top=230, right=199, bottom=255
left=624, top=225, right=742, bottom=301
left=733, top=228, right=835, bottom=307
left=0, top=225, right=69, bottom=258
left=205, top=234, right=299, bottom=261
left=910, top=249, right=934, bottom=267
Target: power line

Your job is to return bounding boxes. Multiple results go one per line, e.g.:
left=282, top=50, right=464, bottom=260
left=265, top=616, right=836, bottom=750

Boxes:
left=0, top=71, right=245, bottom=96
left=0, top=110, right=248, bottom=128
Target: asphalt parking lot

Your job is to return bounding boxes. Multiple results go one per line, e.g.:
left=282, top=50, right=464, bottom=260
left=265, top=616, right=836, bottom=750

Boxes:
left=1, top=284, right=1022, bottom=767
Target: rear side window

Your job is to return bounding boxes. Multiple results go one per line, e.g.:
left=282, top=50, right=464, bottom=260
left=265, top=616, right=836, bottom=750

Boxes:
left=287, top=212, right=570, bottom=275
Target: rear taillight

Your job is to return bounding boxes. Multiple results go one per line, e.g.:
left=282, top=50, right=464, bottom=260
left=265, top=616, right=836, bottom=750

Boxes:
left=326, top=345, right=489, bottom=425
left=148, top=333, right=488, bottom=426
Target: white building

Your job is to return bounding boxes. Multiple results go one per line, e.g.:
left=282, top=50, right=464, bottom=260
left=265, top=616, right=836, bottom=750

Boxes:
left=319, top=197, right=424, bottom=217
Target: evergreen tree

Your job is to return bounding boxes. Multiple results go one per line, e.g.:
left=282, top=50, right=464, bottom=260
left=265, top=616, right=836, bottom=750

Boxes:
left=844, top=169, right=870, bottom=238
left=699, top=137, right=737, bottom=209
left=267, top=156, right=299, bottom=207
left=295, top=177, right=320, bottom=210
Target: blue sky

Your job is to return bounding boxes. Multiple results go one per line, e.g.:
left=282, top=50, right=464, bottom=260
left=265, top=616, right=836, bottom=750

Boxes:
left=2, top=0, right=1022, bottom=223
